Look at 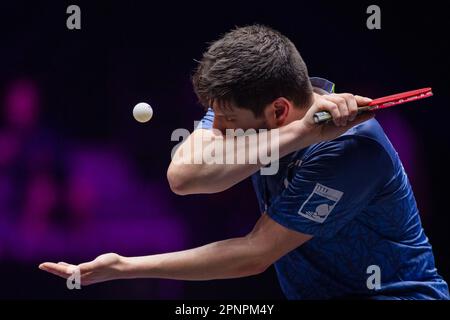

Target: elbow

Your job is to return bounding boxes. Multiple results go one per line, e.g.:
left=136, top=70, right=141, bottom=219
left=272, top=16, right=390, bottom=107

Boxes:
left=249, top=262, right=270, bottom=276
left=167, top=166, right=192, bottom=196
left=167, top=164, right=224, bottom=195
left=241, top=261, right=270, bottom=277
left=241, top=235, right=273, bottom=277
left=238, top=255, right=271, bottom=277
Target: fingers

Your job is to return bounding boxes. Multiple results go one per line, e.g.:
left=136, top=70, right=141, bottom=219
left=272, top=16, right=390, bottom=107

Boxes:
left=342, top=94, right=358, bottom=122
left=323, top=93, right=371, bottom=126
left=325, top=94, right=350, bottom=126
left=78, top=261, right=95, bottom=273
left=354, top=95, right=373, bottom=106
left=318, top=99, right=341, bottom=126
left=39, top=262, right=75, bottom=279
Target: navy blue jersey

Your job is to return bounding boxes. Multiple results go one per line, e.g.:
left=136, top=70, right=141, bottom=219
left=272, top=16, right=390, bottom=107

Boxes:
left=198, top=77, right=449, bottom=299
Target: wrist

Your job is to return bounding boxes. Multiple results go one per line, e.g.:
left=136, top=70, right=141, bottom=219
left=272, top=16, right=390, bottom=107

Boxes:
left=118, top=255, right=157, bottom=279
left=287, top=119, right=316, bottom=150
left=116, top=255, right=136, bottom=279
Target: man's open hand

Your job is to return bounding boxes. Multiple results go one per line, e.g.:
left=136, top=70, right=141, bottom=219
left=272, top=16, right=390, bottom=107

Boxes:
left=39, top=253, right=124, bottom=286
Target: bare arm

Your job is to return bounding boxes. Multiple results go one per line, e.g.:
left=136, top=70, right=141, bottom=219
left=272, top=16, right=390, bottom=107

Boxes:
left=38, top=214, right=311, bottom=285
left=168, top=94, right=373, bottom=195
left=168, top=123, right=309, bottom=195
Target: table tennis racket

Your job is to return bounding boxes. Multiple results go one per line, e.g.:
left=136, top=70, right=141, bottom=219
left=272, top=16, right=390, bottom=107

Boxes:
left=313, top=87, right=433, bottom=124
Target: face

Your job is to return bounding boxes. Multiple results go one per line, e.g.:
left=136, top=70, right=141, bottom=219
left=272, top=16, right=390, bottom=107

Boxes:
left=211, top=97, right=301, bottom=133
left=211, top=102, right=269, bottom=133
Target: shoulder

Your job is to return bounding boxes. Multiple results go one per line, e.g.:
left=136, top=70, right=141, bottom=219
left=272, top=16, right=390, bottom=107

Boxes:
left=302, top=119, right=394, bottom=176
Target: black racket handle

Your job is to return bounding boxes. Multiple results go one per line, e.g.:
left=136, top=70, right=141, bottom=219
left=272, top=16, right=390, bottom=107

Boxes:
left=313, top=106, right=375, bottom=124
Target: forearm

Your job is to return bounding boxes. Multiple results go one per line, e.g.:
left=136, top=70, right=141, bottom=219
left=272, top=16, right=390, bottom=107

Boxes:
left=168, top=120, right=310, bottom=194
left=120, top=236, right=268, bottom=281
left=38, top=214, right=311, bottom=286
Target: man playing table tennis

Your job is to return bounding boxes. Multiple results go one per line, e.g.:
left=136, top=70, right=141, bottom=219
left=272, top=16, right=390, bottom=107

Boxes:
left=40, top=25, right=449, bottom=299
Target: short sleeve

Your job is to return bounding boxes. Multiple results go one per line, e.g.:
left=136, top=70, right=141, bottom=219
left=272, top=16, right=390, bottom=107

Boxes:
left=195, top=108, right=214, bottom=130
left=267, top=137, right=392, bottom=239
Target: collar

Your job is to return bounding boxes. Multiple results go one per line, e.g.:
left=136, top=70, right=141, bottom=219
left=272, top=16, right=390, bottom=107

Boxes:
left=310, top=77, right=335, bottom=94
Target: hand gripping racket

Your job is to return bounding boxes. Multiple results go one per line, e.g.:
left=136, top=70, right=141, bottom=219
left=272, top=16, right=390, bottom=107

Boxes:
left=313, top=87, right=433, bottom=124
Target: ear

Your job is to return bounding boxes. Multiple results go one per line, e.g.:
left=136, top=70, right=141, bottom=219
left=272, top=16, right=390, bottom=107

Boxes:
left=271, top=97, right=291, bottom=126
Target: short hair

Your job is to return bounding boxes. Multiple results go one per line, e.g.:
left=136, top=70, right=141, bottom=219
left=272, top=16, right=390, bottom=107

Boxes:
left=192, top=25, right=313, bottom=117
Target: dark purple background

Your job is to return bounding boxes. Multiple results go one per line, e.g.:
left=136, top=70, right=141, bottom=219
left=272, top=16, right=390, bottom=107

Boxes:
left=0, top=1, right=449, bottom=299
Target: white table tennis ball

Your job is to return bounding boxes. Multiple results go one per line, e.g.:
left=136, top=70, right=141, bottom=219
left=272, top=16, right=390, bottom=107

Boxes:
left=133, top=102, right=153, bottom=123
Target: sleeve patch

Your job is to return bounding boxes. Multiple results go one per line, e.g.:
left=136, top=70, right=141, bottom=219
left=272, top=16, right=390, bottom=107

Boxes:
left=298, top=183, right=344, bottom=223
